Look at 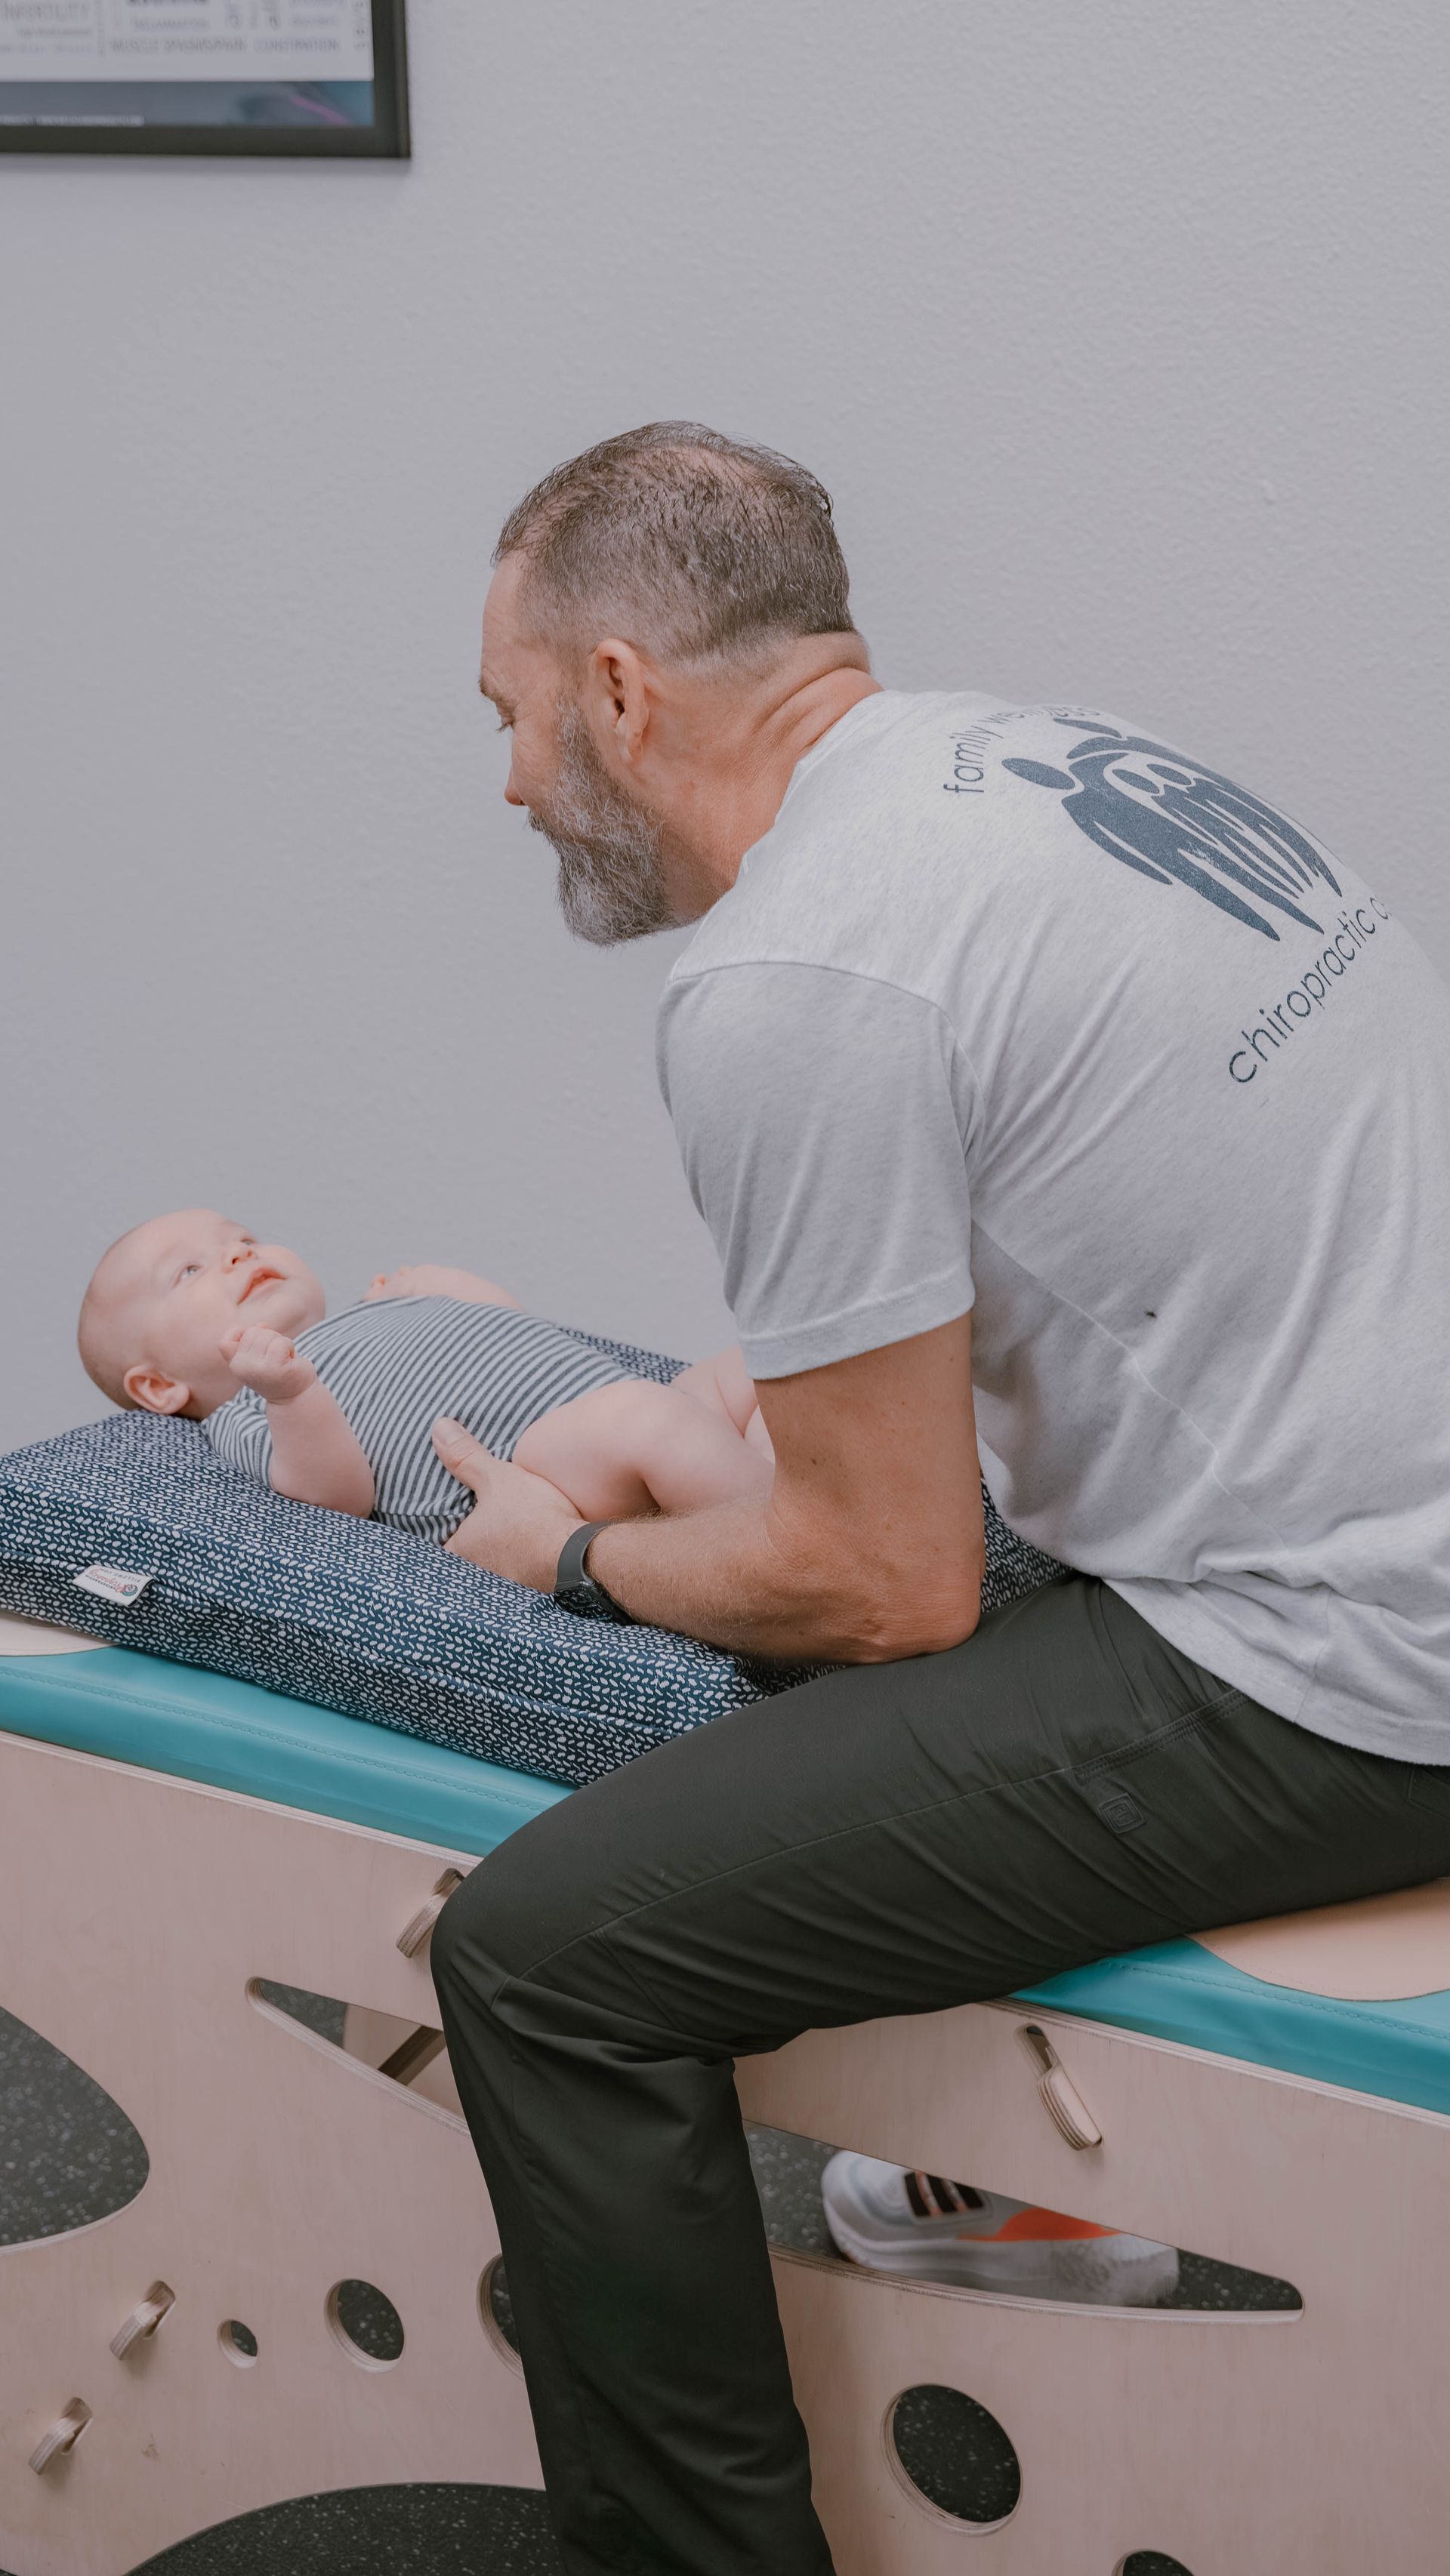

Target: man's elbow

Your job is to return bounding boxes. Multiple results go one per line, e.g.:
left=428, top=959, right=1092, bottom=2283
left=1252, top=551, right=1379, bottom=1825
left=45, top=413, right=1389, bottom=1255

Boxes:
left=835, top=1567, right=983, bottom=1664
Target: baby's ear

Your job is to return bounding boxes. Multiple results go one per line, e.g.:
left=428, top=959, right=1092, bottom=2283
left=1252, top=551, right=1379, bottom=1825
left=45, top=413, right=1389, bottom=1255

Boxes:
left=122, top=1363, right=192, bottom=1417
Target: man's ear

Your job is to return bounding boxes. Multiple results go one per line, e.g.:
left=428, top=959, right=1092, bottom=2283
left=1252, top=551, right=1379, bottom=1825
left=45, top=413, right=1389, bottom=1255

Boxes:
left=585, top=637, right=654, bottom=769
left=122, top=1363, right=192, bottom=1416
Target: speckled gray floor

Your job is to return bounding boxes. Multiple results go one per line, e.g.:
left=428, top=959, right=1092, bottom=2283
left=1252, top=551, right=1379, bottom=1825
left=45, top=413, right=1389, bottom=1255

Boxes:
left=1, top=1989, right=1282, bottom=2571
left=128, top=2485, right=561, bottom=2573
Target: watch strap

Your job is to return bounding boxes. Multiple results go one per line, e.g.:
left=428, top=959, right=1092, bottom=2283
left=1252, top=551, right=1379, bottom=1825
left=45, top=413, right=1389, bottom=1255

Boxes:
left=554, top=1520, right=615, bottom=1608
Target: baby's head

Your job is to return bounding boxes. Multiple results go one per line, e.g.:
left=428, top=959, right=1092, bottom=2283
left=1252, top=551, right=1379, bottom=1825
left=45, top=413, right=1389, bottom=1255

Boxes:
left=79, top=1209, right=325, bottom=1419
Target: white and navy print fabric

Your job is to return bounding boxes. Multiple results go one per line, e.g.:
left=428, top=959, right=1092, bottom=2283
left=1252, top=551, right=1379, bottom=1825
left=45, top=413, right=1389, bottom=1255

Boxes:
left=205, top=1295, right=634, bottom=1543
left=0, top=1324, right=1067, bottom=1792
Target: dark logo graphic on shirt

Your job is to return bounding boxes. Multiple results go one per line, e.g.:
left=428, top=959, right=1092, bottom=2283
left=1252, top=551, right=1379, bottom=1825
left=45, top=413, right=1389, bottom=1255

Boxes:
left=1002, top=720, right=1341, bottom=941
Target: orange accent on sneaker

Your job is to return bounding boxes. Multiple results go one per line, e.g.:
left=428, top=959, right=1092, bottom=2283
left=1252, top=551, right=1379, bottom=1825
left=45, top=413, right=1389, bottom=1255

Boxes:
left=971, top=2206, right=1119, bottom=2245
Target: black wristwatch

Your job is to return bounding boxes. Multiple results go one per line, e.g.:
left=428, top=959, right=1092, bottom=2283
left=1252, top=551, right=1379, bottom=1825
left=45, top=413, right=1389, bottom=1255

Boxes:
left=554, top=1520, right=628, bottom=1619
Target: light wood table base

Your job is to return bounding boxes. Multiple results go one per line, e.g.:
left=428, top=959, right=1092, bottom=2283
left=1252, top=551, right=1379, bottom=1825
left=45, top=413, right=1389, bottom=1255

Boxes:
left=0, top=1721, right=1445, bottom=2575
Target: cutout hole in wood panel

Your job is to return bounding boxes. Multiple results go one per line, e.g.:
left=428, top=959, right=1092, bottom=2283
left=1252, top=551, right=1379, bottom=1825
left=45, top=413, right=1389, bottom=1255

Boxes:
left=886, top=2383, right=1021, bottom=2528
left=325, top=2278, right=405, bottom=2370
left=753, top=2128, right=1300, bottom=2314
left=0, top=2004, right=148, bottom=2245
left=478, top=2258, right=523, bottom=2373
left=218, top=2319, right=258, bottom=2368
left=245, top=1983, right=461, bottom=2115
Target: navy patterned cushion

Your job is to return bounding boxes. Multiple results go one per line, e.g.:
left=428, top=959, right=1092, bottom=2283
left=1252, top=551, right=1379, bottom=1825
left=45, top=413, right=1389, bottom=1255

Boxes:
left=0, top=1334, right=1067, bottom=1792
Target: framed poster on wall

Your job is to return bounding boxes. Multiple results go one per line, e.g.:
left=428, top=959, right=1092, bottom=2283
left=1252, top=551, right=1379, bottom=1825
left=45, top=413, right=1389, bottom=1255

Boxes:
left=0, top=0, right=407, bottom=155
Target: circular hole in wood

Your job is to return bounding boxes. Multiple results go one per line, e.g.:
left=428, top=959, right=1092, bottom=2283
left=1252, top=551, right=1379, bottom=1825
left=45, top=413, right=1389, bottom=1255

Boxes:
left=1117, top=2558, right=1195, bottom=2575
left=218, top=2319, right=258, bottom=2368
left=325, top=2279, right=404, bottom=2369
left=0, top=2005, right=149, bottom=2244
left=885, top=2383, right=1020, bottom=2527
left=477, top=2257, right=523, bottom=2371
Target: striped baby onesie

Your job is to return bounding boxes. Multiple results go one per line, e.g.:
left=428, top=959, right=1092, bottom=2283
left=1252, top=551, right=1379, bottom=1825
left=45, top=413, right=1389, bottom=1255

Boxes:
left=202, top=1295, right=634, bottom=1542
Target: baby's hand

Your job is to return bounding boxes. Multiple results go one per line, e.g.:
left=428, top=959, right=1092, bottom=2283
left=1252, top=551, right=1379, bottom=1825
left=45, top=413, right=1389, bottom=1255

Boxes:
left=364, top=1265, right=520, bottom=1308
left=221, top=1323, right=317, bottom=1405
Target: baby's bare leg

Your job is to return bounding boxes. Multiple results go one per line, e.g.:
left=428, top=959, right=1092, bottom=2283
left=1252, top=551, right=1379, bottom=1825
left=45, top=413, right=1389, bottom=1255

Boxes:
left=673, top=1347, right=775, bottom=1462
left=513, top=1378, right=773, bottom=1521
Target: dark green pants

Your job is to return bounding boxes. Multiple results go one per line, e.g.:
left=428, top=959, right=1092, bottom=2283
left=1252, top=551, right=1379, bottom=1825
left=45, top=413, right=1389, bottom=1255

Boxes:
left=430, top=1577, right=1450, bottom=2575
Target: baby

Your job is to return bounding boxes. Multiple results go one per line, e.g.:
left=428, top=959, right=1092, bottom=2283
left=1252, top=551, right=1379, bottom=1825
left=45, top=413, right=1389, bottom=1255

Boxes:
left=78, top=1209, right=772, bottom=1546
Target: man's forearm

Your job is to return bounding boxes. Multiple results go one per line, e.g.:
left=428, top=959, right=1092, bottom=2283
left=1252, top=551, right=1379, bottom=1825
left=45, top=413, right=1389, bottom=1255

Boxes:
left=267, top=1383, right=375, bottom=1517
left=586, top=1492, right=979, bottom=1665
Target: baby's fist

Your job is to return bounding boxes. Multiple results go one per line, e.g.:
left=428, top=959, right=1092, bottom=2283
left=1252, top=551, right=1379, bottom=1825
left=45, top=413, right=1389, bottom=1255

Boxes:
left=221, top=1323, right=316, bottom=1404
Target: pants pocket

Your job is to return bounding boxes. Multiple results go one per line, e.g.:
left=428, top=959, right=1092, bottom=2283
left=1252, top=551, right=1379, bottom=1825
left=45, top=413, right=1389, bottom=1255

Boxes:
left=1070, top=1688, right=1246, bottom=1836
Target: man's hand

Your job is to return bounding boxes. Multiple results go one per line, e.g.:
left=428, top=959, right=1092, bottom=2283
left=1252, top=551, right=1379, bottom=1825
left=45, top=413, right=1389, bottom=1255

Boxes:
left=366, top=1265, right=521, bottom=1308
left=221, top=1323, right=318, bottom=1405
left=433, top=1417, right=582, bottom=1588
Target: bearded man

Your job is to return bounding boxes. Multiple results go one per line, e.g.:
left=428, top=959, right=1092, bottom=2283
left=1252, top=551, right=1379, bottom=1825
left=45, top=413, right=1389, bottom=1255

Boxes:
left=428, top=423, right=1450, bottom=2574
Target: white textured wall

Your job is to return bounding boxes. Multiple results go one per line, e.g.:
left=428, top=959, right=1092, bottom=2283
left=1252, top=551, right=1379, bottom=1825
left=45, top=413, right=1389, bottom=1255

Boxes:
left=3, top=1, right=1447, bottom=1449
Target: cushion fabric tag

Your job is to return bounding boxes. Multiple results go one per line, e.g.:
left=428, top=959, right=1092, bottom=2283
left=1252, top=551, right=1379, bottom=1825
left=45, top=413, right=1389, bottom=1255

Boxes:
left=73, top=1565, right=154, bottom=1607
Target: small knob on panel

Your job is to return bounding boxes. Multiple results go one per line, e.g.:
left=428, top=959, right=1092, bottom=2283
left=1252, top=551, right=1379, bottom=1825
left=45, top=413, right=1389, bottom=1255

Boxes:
left=110, top=2281, right=176, bottom=2361
left=29, top=2399, right=92, bottom=2475
left=397, top=1867, right=465, bottom=1958
left=1017, top=2022, right=1103, bottom=2151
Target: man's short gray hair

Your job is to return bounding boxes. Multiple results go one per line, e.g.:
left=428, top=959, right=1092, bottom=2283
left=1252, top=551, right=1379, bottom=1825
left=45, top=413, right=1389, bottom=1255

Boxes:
left=494, top=421, right=856, bottom=667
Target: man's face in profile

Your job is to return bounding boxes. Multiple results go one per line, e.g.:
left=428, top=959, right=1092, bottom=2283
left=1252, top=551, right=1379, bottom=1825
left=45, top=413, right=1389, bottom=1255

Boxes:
left=480, top=556, right=677, bottom=948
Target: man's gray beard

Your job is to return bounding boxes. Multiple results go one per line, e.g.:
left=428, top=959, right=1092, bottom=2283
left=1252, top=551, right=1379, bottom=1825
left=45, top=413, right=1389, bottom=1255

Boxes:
left=529, top=704, right=676, bottom=946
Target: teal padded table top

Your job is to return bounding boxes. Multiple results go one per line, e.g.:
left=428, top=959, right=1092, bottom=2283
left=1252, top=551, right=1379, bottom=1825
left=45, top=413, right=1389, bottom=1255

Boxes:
left=0, top=1639, right=567, bottom=1857
left=5, top=1639, right=1450, bottom=2118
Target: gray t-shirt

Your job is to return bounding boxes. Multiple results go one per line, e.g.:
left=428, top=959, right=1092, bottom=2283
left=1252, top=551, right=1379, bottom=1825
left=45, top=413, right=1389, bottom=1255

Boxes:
left=656, top=690, right=1450, bottom=1763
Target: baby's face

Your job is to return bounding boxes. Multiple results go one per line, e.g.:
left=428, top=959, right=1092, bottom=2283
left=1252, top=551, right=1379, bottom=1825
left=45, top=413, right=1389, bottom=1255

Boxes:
left=102, top=1209, right=325, bottom=1416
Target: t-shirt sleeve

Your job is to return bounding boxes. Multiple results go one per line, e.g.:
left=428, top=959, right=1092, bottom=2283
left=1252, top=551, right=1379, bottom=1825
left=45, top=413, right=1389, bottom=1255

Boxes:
left=202, top=1388, right=274, bottom=1485
left=658, top=960, right=979, bottom=1379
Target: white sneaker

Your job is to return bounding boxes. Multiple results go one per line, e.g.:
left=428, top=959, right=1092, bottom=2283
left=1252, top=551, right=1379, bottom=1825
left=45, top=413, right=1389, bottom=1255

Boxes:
left=821, top=2152, right=1180, bottom=2307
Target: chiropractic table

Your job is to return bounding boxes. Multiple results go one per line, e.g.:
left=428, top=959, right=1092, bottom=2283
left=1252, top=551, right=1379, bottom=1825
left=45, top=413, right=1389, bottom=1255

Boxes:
left=3, top=1614, right=1450, bottom=2576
